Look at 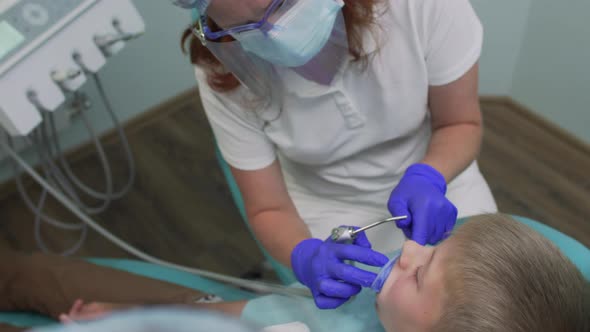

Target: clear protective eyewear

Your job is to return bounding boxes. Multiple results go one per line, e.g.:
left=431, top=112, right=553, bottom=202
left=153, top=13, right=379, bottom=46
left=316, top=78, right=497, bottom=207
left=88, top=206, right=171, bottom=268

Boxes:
left=185, top=0, right=349, bottom=107
left=192, top=0, right=285, bottom=45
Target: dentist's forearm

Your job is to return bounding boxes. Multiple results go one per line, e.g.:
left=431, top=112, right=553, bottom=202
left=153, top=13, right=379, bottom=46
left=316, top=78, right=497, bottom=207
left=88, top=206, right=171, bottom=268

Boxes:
left=249, top=210, right=312, bottom=267
left=421, top=122, right=482, bottom=182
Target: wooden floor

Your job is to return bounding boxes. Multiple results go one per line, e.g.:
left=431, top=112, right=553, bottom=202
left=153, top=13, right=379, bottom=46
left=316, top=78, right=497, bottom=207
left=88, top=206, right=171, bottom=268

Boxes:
left=478, top=98, right=590, bottom=247
left=0, top=91, right=588, bottom=279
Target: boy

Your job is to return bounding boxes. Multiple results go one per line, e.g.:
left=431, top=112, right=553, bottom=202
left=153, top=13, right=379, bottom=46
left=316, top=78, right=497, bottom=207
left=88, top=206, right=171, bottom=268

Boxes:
left=1, top=214, right=588, bottom=331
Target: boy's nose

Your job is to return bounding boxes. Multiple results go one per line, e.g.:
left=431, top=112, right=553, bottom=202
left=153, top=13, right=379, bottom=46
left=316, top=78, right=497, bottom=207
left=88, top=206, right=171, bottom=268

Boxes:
left=399, top=240, right=431, bottom=270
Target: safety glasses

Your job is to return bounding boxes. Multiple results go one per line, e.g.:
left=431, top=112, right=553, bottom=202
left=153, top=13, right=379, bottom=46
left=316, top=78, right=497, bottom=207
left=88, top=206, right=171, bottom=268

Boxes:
left=192, top=0, right=285, bottom=45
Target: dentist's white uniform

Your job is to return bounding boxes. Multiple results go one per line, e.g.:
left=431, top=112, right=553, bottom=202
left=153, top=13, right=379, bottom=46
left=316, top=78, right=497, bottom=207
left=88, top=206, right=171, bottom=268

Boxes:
left=194, top=0, right=497, bottom=254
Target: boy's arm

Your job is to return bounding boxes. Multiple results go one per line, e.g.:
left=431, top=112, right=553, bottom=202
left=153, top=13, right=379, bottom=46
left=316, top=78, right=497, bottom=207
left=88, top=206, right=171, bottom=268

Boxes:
left=0, top=323, right=26, bottom=332
left=188, top=301, right=248, bottom=317
left=60, top=299, right=248, bottom=322
left=3, top=250, right=208, bottom=318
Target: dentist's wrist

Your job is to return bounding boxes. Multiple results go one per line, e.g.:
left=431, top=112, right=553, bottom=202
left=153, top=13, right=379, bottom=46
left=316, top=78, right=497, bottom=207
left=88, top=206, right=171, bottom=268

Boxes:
left=291, top=238, right=322, bottom=285
left=404, top=163, right=447, bottom=194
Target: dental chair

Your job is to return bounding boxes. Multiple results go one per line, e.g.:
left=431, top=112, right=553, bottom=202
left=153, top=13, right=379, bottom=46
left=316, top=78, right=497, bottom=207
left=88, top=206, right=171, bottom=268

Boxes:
left=0, top=214, right=588, bottom=329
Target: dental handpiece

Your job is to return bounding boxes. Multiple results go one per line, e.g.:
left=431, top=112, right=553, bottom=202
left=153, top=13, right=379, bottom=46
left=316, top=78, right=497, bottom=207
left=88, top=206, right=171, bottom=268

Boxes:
left=331, top=215, right=408, bottom=243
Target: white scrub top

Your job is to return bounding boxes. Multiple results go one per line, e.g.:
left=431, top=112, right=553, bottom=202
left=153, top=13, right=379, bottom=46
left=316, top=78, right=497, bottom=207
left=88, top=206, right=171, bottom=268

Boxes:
left=194, top=0, right=497, bottom=253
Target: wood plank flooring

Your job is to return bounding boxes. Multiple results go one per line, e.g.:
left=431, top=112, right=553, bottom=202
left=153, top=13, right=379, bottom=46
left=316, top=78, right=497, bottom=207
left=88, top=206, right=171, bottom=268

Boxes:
left=0, top=90, right=264, bottom=278
left=478, top=99, right=590, bottom=246
left=0, top=91, right=588, bottom=280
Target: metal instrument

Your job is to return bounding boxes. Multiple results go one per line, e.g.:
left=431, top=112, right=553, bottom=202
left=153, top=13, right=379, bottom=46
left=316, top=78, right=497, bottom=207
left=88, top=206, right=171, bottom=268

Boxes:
left=331, top=215, right=408, bottom=243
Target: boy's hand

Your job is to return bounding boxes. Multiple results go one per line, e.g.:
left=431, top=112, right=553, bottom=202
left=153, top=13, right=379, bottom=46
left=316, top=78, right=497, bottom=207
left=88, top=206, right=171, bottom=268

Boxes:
left=59, top=299, right=135, bottom=323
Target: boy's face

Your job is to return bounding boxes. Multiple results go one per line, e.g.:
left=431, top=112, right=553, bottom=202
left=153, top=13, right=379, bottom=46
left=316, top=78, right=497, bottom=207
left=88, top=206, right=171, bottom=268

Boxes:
left=376, top=239, right=454, bottom=332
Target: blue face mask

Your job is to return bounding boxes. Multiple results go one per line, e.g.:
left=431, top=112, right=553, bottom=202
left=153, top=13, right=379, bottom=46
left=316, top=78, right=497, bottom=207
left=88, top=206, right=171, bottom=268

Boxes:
left=233, top=0, right=345, bottom=68
left=371, top=249, right=402, bottom=293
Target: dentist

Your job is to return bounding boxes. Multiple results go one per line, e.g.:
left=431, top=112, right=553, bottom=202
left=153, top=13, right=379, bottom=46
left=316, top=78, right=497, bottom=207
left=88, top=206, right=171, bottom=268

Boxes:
left=171, top=0, right=497, bottom=309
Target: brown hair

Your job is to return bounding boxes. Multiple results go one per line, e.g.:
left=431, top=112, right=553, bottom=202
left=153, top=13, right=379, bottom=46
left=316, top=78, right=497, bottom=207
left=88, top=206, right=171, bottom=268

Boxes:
left=180, top=1, right=382, bottom=92
left=435, top=214, right=589, bottom=332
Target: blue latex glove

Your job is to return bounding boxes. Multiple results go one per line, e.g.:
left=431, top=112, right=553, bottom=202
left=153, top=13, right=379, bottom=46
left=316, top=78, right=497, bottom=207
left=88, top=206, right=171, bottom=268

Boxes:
left=291, top=229, right=388, bottom=309
left=387, top=163, right=458, bottom=245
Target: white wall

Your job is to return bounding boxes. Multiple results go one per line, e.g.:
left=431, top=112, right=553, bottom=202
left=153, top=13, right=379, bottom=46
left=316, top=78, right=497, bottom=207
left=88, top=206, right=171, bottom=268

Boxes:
left=472, top=0, right=533, bottom=96
left=511, top=0, right=590, bottom=143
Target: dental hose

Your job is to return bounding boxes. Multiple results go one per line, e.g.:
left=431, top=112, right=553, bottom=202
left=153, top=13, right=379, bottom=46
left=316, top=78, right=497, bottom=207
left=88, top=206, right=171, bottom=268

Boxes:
left=1, top=138, right=311, bottom=298
left=12, top=126, right=101, bottom=255
left=90, top=73, right=136, bottom=200
left=42, top=109, right=113, bottom=214
left=10, top=134, right=88, bottom=255
left=15, top=73, right=136, bottom=255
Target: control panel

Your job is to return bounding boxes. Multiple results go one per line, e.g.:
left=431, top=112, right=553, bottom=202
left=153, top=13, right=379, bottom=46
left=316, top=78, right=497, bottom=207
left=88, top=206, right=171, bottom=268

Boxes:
left=0, top=0, right=145, bottom=136
left=0, top=0, right=97, bottom=74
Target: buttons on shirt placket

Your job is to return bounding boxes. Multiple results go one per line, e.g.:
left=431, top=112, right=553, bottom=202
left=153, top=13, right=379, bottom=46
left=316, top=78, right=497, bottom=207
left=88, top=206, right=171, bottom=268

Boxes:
left=333, top=90, right=366, bottom=129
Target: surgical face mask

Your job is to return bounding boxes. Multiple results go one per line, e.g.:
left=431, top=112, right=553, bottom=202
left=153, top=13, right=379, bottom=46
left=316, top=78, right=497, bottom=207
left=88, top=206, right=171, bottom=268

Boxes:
left=371, top=249, right=401, bottom=293
left=232, top=0, right=345, bottom=68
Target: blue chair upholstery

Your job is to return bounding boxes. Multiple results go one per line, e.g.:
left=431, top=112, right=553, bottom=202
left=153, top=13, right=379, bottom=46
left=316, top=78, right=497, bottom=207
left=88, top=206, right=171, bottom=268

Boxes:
left=509, top=215, right=589, bottom=279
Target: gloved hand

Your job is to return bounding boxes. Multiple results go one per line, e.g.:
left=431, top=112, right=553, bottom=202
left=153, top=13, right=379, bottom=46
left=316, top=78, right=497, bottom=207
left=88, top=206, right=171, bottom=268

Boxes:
left=291, top=230, right=388, bottom=309
left=388, top=163, right=457, bottom=245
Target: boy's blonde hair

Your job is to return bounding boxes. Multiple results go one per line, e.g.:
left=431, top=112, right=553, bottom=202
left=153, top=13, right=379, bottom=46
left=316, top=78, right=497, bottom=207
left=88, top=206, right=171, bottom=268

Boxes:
left=434, top=214, right=589, bottom=332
